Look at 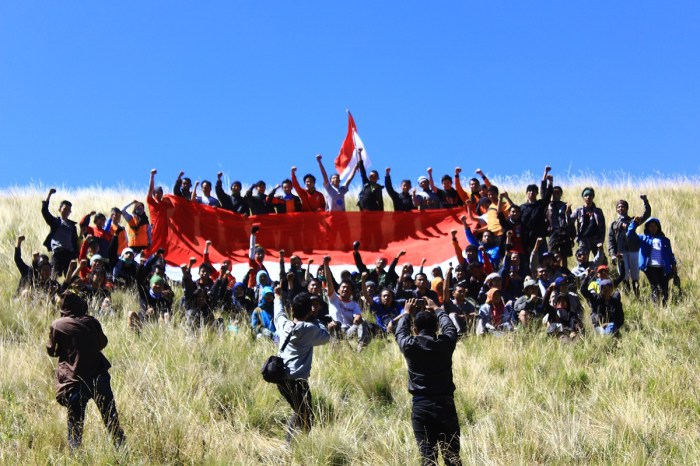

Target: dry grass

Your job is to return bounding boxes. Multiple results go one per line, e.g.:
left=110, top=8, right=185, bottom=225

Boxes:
left=0, top=178, right=698, bottom=465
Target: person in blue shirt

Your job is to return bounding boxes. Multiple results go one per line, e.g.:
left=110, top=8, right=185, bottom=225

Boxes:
left=627, top=217, right=677, bottom=305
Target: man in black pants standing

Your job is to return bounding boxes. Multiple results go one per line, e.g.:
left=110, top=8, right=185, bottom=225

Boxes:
left=394, top=298, right=461, bottom=465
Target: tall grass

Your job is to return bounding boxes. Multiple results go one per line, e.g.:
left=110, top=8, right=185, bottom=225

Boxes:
left=0, top=179, right=698, bottom=464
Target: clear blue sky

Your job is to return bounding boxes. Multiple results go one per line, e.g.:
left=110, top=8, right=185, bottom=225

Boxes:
left=1, top=1, right=699, bottom=190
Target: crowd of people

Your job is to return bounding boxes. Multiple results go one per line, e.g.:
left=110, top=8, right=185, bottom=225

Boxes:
left=15, top=157, right=681, bottom=458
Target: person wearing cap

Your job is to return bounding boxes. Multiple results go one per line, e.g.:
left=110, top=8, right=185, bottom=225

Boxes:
left=520, top=166, right=553, bottom=255
left=356, top=149, right=384, bottom=211
left=571, top=187, right=606, bottom=255
left=427, top=167, right=463, bottom=208
left=627, top=216, right=677, bottom=306
left=42, top=188, right=80, bottom=277
left=587, top=264, right=611, bottom=295
left=412, top=173, right=441, bottom=210
left=608, top=195, right=652, bottom=297
left=581, top=269, right=624, bottom=335
left=513, top=278, right=544, bottom=326
left=47, top=293, right=125, bottom=450
left=385, top=167, right=415, bottom=211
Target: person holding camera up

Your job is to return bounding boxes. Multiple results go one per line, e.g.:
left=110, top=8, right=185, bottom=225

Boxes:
left=272, top=285, right=330, bottom=441
left=394, top=297, right=461, bottom=466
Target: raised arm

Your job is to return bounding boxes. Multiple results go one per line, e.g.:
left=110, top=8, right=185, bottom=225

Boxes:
left=148, top=169, right=157, bottom=201
left=41, top=188, right=58, bottom=226
left=475, top=168, right=491, bottom=188
left=639, top=195, right=651, bottom=223
left=323, top=256, right=336, bottom=297
left=191, top=181, right=200, bottom=201
left=454, top=167, right=469, bottom=203
left=174, top=171, right=185, bottom=196
left=344, top=163, right=358, bottom=188
left=427, top=167, right=438, bottom=193
left=316, top=154, right=330, bottom=186
left=14, top=236, right=30, bottom=277
left=249, top=225, right=259, bottom=260
left=352, top=241, right=368, bottom=274
left=443, top=265, right=453, bottom=305
left=279, top=249, right=286, bottom=282
left=358, top=151, right=369, bottom=184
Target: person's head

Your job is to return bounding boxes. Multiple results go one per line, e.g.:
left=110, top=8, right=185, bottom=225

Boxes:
left=452, top=282, right=467, bottom=302
left=462, top=245, right=477, bottom=263
left=307, top=278, right=322, bottom=295
left=645, top=218, right=661, bottom=236
left=431, top=266, right=443, bottom=279
left=508, top=205, right=521, bottom=222
left=231, top=181, right=242, bottom=194
left=150, top=274, right=165, bottom=294
left=379, top=288, right=395, bottom=306
left=414, top=272, right=428, bottom=291
left=340, top=270, right=352, bottom=282
left=487, top=185, right=499, bottom=204
left=540, top=252, right=553, bottom=268
left=330, top=173, right=341, bottom=188
left=90, top=268, right=106, bottom=287
left=254, top=246, right=265, bottom=262
left=616, top=199, right=629, bottom=217
left=120, top=247, right=135, bottom=264
left=255, top=181, right=266, bottom=195
left=468, top=261, right=485, bottom=280
left=154, top=186, right=164, bottom=201
left=555, top=294, right=570, bottom=310
left=199, top=263, right=213, bottom=281
left=526, top=184, right=539, bottom=202
left=418, top=176, right=430, bottom=191
left=468, top=177, right=480, bottom=193
left=107, top=209, right=121, bottom=228
left=485, top=273, right=502, bottom=290
left=552, top=252, right=563, bottom=268
left=454, top=264, right=465, bottom=282
left=58, top=200, right=72, bottom=220
left=575, top=247, right=589, bottom=264
left=233, top=282, right=246, bottom=297
left=365, top=281, right=378, bottom=297
left=37, top=257, right=52, bottom=281
left=256, top=270, right=270, bottom=286
left=441, top=174, right=453, bottom=190
left=303, top=174, right=316, bottom=191
left=596, top=265, right=609, bottom=280
left=133, top=202, right=145, bottom=216
left=523, top=279, right=538, bottom=296
left=510, top=252, right=520, bottom=266
left=291, top=292, right=313, bottom=320
left=201, top=180, right=212, bottom=196
left=482, top=230, right=494, bottom=246
left=552, top=186, right=563, bottom=202
left=581, top=187, right=595, bottom=206
left=486, top=288, right=501, bottom=304
left=537, top=266, right=549, bottom=281
left=400, top=179, right=411, bottom=194
left=479, top=184, right=489, bottom=198
left=375, top=256, right=387, bottom=270
left=368, top=170, right=379, bottom=184
left=281, top=179, right=293, bottom=195
left=94, top=213, right=106, bottom=229
left=60, top=293, right=88, bottom=318
left=599, top=279, right=614, bottom=299
left=290, top=255, right=302, bottom=269
left=338, top=279, right=354, bottom=301
left=414, top=310, right=438, bottom=333
left=87, top=239, right=100, bottom=256
left=182, top=177, right=192, bottom=191
left=260, top=286, right=274, bottom=305
left=89, top=254, right=104, bottom=271
left=401, top=273, right=414, bottom=289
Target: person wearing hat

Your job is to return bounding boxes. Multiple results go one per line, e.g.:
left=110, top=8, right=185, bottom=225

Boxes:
left=627, top=216, right=677, bottom=306
left=608, top=195, right=651, bottom=297
left=47, top=293, right=125, bottom=449
left=412, top=173, right=441, bottom=210
left=571, top=187, right=606, bottom=255
left=581, top=269, right=624, bottom=335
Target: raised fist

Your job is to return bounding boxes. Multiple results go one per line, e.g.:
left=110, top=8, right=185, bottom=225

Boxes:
left=49, top=188, right=57, bottom=195
left=316, top=154, right=322, bottom=161
left=151, top=169, right=157, bottom=175
left=353, top=241, right=360, bottom=251
left=251, top=225, right=260, bottom=235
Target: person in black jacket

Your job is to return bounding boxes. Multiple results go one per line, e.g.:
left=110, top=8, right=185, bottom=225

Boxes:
left=581, top=270, right=624, bottom=335
left=215, top=172, right=249, bottom=215
left=42, top=188, right=79, bottom=277
left=385, top=167, right=414, bottom=211
left=356, top=149, right=384, bottom=211
left=394, top=298, right=461, bottom=466
left=519, top=165, right=553, bottom=255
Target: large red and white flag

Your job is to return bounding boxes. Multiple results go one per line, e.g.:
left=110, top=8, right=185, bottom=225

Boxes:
left=335, top=111, right=371, bottom=182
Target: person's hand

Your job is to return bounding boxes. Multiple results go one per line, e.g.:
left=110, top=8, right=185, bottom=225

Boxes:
left=79, top=259, right=89, bottom=269
left=500, top=191, right=508, bottom=199
left=535, top=237, right=543, bottom=246
left=251, top=225, right=260, bottom=234
left=411, top=188, right=417, bottom=195
left=220, top=262, right=228, bottom=274
left=151, top=169, right=157, bottom=176
left=597, top=243, right=604, bottom=250
left=358, top=147, right=363, bottom=154
left=323, top=255, right=331, bottom=264
left=455, top=167, right=462, bottom=175
left=178, top=171, right=185, bottom=178
left=353, top=240, right=360, bottom=251
left=274, top=285, right=283, bottom=297
left=194, top=180, right=200, bottom=187
left=421, top=258, right=427, bottom=265
left=316, top=154, right=322, bottom=161
left=205, top=240, right=212, bottom=247
left=475, top=168, right=483, bottom=175
left=424, top=298, right=438, bottom=312
left=548, top=282, right=557, bottom=290
left=327, top=321, right=338, bottom=331
left=451, top=229, right=457, bottom=240
left=566, top=203, right=572, bottom=213
left=279, top=249, right=285, bottom=257
left=385, top=167, right=391, bottom=175
left=274, top=183, right=281, bottom=190
left=189, top=257, right=197, bottom=265
left=398, top=250, right=406, bottom=257
left=17, top=235, right=25, bottom=246
left=387, top=321, right=395, bottom=333
left=427, top=167, right=432, bottom=174
left=85, top=234, right=93, bottom=241
left=478, top=245, right=485, bottom=252
left=217, top=172, right=223, bottom=179
left=308, top=258, right=314, bottom=265
left=546, top=174, right=553, bottom=182
left=291, top=166, right=297, bottom=173
left=640, top=194, right=647, bottom=201
left=352, top=314, right=362, bottom=325
left=287, top=272, right=295, bottom=282
left=404, top=298, right=417, bottom=314
left=545, top=165, right=552, bottom=173
left=361, top=271, right=369, bottom=281
left=506, top=230, right=513, bottom=239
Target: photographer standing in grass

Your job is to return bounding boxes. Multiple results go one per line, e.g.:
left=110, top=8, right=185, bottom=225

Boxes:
left=394, top=297, right=461, bottom=466
left=273, top=286, right=330, bottom=441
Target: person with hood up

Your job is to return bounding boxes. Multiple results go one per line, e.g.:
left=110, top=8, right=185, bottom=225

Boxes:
left=251, top=286, right=276, bottom=339
left=627, top=216, right=677, bottom=305
left=47, top=293, right=125, bottom=450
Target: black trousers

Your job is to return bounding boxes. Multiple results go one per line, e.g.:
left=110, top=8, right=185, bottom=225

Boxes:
left=412, top=396, right=461, bottom=466
left=51, top=248, right=75, bottom=278
left=645, top=266, right=670, bottom=304
left=57, top=373, right=124, bottom=449
left=277, top=379, right=313, bottom=440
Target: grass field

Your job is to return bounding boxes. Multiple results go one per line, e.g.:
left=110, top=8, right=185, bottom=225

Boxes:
left=0, top=178, right=698, bottom=465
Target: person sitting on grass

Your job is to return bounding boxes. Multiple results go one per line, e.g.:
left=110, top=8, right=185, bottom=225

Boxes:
left=476, top=288, right=513, bottom=335
left=323, top=255, right=370, bottom=351
left=580, top=269, right=624, bottom=336
left=513, top=278, right=544, bottom=327
left=129, top=250, right=174, bottom=330
left=352, top=241, right=403, bottom=289
left=543, top=285, right=583, bottom=339
left=251, top=286, right=277, bottom=340
left=627, top=216, right=678, bottom=306
left=461, top=215, right=503, bottom=269
left=443, top=264, right=475, bottom=335
left=369, top=287, right=403, bottom=335
left=14, top=235, right=60, bottom=297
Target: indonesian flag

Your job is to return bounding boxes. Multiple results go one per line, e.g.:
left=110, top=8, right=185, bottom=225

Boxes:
left=335, top=111, right=370, bottom=182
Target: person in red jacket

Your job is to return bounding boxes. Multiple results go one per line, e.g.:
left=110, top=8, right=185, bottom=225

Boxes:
left=291, top=166, right=327, bottom=212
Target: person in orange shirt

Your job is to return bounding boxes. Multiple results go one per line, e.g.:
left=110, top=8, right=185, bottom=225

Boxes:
left=291, top=166, right=327, bottom=212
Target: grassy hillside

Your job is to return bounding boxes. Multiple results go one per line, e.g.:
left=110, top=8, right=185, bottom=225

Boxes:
left=0, top=180, right=698, bottom=465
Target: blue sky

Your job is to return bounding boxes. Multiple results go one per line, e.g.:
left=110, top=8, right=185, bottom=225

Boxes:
left=1, top=1, right=698, bottom=190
